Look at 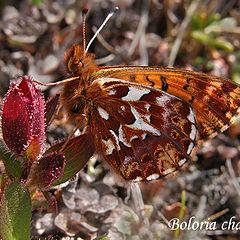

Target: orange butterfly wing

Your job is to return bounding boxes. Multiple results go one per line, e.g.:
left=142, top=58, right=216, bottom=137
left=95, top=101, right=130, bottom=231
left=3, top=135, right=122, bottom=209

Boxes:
left=94, top=66, right=240, bottom=141
left=62, top=42, right=240, bottom=181
left=86, top=78, right=197, bottom=181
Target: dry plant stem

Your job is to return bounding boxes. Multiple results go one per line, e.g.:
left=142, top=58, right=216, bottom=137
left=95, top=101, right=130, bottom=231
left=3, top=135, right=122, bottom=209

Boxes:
left=226, top=159, right=240, bottom=196
left=138, top=0, right=149, bottom=65
left=128, top=0, right=149, bottom=63
left=93, top=26, right=115, bottom=53
left=168, top=0, right=201, bottom=67
left=194, top=196, right=229, bottom=223
left=206, top=208, right=229, bottom=222
left=203, top=209, right=232, bottom=236
left=219, top=0, right=236, bottom=16
left=130, top=182, right=150, bottom=227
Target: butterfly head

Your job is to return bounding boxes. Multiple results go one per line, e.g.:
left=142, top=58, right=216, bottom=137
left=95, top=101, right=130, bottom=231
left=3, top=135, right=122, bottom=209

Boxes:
left=61, top=78, right=89, bottom=121
left=64, top=7, right=118, bottom=79
left=64, top=44, right=97, bottom=77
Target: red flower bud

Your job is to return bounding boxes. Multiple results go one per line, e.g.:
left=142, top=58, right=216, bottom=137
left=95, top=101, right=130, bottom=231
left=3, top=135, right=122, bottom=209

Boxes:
left=1, top=76, right=46, bottom=160
left=32, top=152, right=66, bottom=189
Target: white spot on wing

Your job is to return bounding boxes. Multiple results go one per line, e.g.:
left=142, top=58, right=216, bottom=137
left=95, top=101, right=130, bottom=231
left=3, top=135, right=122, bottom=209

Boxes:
left=163, top=167, right=176, bottom=175
left=108, top=89, right=117, bottom=95
left=141, top=133, right=147, bottom=140
left=144, top=104, right=151, bottom=111
left=187, top=108, right=195, bottom=123
left=98, top=107, right=109, bottom=120
left=189, top=124, right=197, bottom=141
left=129, top=135, right=138, bottom=142
left=146, top=173, right=159, bottom=181
left=132, top=176, right=143, bottom=182
left=120, top=106, right=126, bottom=111
left=96, top=77, right=128, bottom=86
left=124, top=156, right=132, bottom=164
left=187, top=142, right=194, bottom=154
left=102, top=139, right=115, bottom=155
left=109, top=130, right=120, bottom=151
left=156, top=95, right=170, bottom=107
left=122, top=86, right=150, bottom=101
left=129, top=106, right=161, bottom=136
left=145, top=114, right=151, bottom=122
left=119, top=125, right=131, bottom=147
left=143, top=104, right=151, bottom=122
left=178, top=158, right=187, bottom=166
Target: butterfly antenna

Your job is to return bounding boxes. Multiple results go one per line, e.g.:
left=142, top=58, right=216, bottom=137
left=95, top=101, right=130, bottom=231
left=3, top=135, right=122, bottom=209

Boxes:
left=33, top=76, right=80, bottom=87
left=82, top=8, right=88, bottom=53
left=85, top=6, right=119, bottom=53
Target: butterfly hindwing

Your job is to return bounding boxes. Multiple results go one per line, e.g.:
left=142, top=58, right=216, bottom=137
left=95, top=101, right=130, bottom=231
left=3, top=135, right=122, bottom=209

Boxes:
left=88, top=78, right=197, bottom=181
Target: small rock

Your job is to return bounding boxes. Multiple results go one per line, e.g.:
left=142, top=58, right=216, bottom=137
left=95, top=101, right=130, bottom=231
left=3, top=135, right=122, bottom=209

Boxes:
left=75, top=187, right=100, bottom=211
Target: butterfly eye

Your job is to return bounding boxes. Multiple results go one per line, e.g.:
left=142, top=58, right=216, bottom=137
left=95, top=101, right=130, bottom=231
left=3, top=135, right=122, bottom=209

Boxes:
left=78, top=59, right=84, bottom=68
left=71, top=98, right=85, bottom=114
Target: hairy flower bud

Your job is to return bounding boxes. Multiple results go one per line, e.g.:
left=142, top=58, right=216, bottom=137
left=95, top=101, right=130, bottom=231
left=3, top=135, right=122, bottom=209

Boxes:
left=1, top=76, right=46, bottom=160
left=32, top=152, right=66, bottom=189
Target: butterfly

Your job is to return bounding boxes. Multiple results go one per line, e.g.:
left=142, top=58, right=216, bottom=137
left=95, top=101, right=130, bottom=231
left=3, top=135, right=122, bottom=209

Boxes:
left=57, top=9, right=240, bottom=182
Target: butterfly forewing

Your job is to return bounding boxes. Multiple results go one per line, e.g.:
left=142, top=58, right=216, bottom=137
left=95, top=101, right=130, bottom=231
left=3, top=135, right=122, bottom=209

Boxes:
left=88, top=78, right=197, bottom=181
left=95, top=66, right=240, bottom=141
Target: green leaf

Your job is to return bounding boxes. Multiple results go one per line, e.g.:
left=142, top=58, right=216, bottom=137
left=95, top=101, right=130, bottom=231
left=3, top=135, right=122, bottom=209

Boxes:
left=191, top=30, right=210, bottom=43
left=205, top=17, right=237, bottom=34
left=0, top=182, right=32, bottom=240
left=232, top=72, right=240, bottom=84
left=46, top=134, right=95, bottom=185
left=0, top=141, right=22, bottom=178
left=205, top=13, right=220, bottom=27
left=231, top=51, right=240, bottom=84
left=31, top=0, right=44, bottom=6
left=191, top=13, right=220, bottom=31
left=191, top=31, right=234, bottom=52
left=208, top=38, right=234, bottom=52
left=174, top=191, right=186, bottom=239
left=191, top=14, right=204, bottom=31
left=94, top=236, right=110, bottom=240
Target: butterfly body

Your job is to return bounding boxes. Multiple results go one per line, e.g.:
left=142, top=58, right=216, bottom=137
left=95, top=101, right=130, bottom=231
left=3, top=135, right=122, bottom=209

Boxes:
left=61, top=44, right=240, bottom=181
